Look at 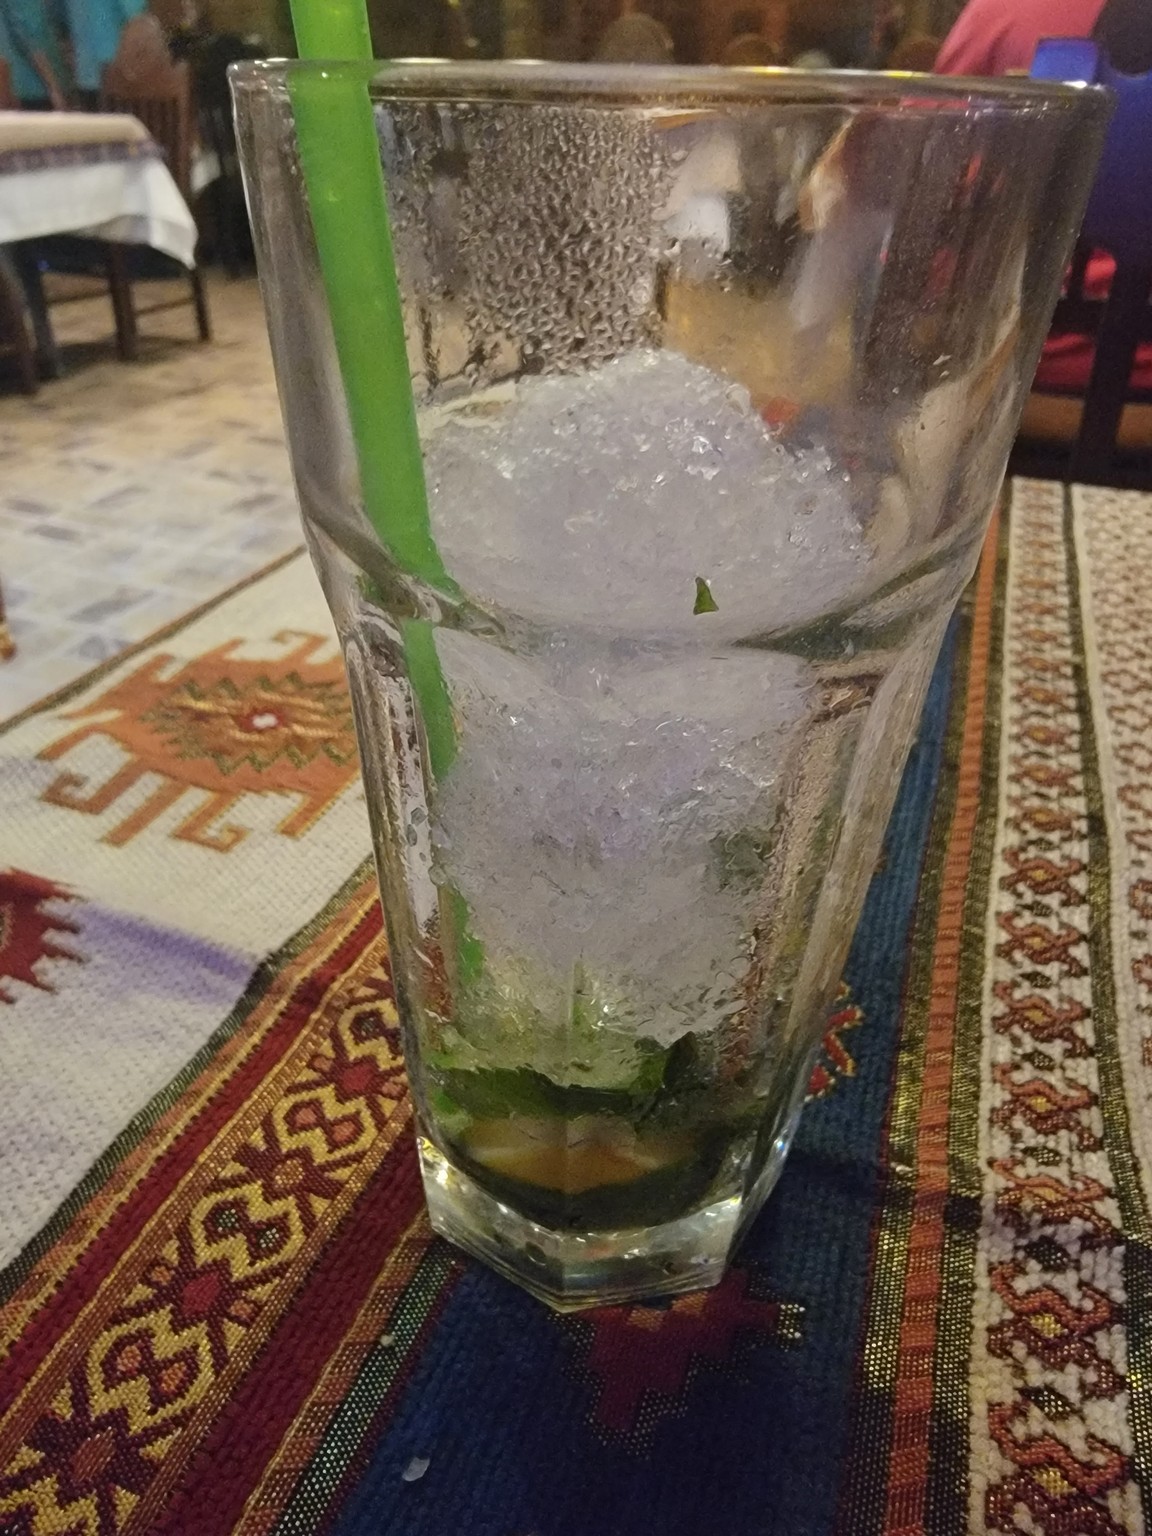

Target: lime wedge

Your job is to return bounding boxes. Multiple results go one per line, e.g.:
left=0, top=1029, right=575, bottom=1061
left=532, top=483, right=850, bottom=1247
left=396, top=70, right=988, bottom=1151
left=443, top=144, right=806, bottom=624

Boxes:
left=464, top=1117, right=692, bottom=1194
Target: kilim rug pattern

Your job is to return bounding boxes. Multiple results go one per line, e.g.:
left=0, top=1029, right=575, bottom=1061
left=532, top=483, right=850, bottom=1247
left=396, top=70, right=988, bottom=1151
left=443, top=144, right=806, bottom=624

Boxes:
left=3, top=481, right=1152, bottom=1536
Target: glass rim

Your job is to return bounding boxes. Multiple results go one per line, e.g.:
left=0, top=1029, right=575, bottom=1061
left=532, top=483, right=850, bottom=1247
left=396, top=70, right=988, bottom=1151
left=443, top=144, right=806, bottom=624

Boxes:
left=230, top=57, right=1107, bottom=118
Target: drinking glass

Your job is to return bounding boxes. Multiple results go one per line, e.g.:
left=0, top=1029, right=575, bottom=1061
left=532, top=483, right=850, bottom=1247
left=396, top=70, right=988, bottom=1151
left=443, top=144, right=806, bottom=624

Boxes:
left=233, top=62, right=1106, bottom=1308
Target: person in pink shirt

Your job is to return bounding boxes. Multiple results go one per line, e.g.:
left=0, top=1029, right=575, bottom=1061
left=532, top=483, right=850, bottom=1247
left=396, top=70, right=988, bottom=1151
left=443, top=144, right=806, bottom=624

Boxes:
left=935, top=0, right=1105, bottom=75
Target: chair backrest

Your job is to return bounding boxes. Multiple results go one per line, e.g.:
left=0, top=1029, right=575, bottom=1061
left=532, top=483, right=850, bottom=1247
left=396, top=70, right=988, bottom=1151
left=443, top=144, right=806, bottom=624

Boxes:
left=189, top=31, right=263, bottom=113
left=0, top=58, right=15, bottom=110
left=1032, top=39, right=1152, bottom=266
left=99, top=14, right=194, bottom=200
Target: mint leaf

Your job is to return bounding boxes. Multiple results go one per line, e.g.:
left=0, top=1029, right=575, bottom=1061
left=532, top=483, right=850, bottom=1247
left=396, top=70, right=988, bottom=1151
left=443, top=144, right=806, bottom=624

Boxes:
left=693, top=576, right=719, bottom=615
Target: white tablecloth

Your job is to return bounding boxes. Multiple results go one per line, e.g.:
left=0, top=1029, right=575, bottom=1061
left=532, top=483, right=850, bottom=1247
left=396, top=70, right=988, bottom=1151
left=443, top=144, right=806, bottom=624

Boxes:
left=0, top=113, right=197, bottom=268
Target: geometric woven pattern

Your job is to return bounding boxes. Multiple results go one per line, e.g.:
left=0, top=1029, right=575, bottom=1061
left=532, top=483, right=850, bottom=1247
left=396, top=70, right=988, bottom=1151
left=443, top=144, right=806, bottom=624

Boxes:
left=4, top=481, right=1152, bottom=1536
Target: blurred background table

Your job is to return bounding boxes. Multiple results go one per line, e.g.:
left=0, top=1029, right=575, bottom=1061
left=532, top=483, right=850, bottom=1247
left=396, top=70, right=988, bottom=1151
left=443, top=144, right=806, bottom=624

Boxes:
left=0, top=109, right=198, bottom=384
left=1, top=465, right=1151, bottom=1535
left=0, top=111, right=196, bottom=262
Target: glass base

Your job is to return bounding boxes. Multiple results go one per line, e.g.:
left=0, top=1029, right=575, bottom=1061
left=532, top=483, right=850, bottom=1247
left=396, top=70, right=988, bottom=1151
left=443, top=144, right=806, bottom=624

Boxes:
left=418, top=1130, right=791, bottom=1311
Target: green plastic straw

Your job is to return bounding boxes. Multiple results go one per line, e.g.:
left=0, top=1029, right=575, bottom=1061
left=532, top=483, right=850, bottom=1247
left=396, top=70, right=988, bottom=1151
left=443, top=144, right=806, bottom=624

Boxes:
left=287, top=1, right=479, bottom=983
left=287, top=0, right=457, bottom=780
left=289, top=0, right=371, bottom=61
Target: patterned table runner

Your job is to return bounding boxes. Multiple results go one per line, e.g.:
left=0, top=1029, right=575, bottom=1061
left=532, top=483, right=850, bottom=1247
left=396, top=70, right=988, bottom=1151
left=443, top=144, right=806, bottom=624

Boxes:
left=1, top=479, right=1151, bottom=1536
left=0, top=111, right=157, bottom=177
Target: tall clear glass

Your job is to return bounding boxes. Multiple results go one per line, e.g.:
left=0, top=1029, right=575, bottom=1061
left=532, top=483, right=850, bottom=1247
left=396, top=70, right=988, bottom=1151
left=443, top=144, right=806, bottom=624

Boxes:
left=233, top=63, right=1106, bottom=1309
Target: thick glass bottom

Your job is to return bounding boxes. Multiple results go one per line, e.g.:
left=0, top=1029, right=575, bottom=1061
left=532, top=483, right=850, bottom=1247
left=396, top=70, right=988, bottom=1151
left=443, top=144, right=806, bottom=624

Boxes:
left=418, top=1121, right=794, bottom=1310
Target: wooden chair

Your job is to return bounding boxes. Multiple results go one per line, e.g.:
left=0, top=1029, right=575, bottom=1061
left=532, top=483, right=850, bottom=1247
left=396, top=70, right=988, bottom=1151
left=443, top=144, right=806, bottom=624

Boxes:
left=1021, top=39, right=1152, bottom=485
left=1017, top=248, right=1152, bottom=485
left=188, top=32, right=264, bottom=276
left=0, top=251, right=37, bottom=395
left=98, top=14, right=211, bottom=357
left=1, top=56, right=30, bottom=647
left=0, top=590, right=13, bottom=661
left=0, top=64, right=37, bottom=396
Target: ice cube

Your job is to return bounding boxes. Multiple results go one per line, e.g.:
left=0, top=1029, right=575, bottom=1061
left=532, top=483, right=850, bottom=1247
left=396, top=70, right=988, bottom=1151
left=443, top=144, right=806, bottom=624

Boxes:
left=419, top=349, right=877, bottom=1043
left=422, top=349, right=872, bottom=640
left=432, top=630, right=810, bottom=1041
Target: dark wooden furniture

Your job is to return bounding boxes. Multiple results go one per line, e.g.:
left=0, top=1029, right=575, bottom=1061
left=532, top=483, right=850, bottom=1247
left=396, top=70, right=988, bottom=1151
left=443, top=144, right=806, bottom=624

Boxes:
left=0, top=75, right=37, bottom=396
left=0, top=248, right=37, bottom=395
left=1021, top=40, right=1152, bottom=486
left=98, top=15, right=211, bottom=358
left=1, top=59, right=31, bottom=646
left=187, top=32, right=263, bottom=277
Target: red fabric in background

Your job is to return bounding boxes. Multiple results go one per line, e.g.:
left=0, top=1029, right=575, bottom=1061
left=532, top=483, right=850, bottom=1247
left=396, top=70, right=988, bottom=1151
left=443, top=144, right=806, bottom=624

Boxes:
left=935, top=0, right=1106, bottom=76
left=1033, top=252, right=1152, bottom=396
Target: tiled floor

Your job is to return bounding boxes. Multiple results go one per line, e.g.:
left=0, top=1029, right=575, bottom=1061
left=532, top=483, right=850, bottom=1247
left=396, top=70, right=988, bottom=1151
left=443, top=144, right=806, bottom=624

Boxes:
left=0, top=275, right=301, bottom=720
